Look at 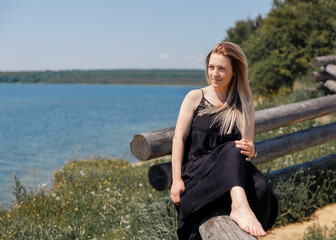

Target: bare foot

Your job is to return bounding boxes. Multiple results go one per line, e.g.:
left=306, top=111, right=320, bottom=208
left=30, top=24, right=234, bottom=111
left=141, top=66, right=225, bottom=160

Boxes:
left=229, top=186, right=267, bottom=237
left=230, top=203, right=267, bottom=237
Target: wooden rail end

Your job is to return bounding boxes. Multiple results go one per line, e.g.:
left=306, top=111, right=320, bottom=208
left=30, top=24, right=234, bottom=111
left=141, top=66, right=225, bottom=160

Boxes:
left=148, top=162, right=172, bottom=191
left=130, top=134, right=151, bottom=161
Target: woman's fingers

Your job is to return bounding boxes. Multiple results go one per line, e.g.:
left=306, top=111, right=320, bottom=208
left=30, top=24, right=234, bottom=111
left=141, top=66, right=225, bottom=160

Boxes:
left=240, top=150, right=252, bottom=161
left=171, top=192, right=181, bottom=205
left=170, top=181, right=185, bottom=206
left=235, top=139, right=255, bottom=159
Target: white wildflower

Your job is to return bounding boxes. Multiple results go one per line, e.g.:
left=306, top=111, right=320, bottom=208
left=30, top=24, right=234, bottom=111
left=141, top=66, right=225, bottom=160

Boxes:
left=79, top=170, right=85, bottom=176
left=91, top=191, right=95, bottom=196
left=106, top=188, right=111, bottom=193
left=56, top=196, right=61, bottom=201
left=138, top=183, right=143, bottom=187
left=52, top=193, right=56, bottom=198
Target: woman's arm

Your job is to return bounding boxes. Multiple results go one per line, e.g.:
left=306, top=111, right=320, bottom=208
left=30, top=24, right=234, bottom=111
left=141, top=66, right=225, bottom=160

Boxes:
left=170, top=90, right=202, bottom=206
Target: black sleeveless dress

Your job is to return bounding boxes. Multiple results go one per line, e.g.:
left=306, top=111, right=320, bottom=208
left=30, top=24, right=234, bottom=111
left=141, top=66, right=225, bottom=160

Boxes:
left=175, top=90, right=278, bottom=239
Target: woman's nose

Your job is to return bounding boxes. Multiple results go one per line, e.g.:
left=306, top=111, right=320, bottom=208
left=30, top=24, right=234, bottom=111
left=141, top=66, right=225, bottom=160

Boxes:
left=213, top=69, right=219, bottom=76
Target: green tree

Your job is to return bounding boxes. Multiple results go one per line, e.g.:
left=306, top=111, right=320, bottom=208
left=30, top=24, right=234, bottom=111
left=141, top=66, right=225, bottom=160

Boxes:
left=225, top=16, right=263, bottom=46
left=225, top=0, right=336, bottom=96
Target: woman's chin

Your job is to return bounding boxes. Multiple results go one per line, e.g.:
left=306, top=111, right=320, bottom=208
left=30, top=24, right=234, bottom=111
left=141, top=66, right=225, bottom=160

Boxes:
left=211, top=83, right=223, bottom=89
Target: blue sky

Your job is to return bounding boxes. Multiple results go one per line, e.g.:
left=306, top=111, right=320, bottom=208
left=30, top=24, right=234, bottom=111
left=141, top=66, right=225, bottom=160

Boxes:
left=0, top=0, right=273, bottom=71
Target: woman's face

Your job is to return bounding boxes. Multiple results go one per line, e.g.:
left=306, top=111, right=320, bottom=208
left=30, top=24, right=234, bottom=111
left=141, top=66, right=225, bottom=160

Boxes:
left=208, top=53, right=234, bottom=90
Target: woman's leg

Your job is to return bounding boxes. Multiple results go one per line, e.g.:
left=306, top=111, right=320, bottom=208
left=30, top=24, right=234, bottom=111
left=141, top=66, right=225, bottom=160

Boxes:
left=230, top=186, right=267, bottom=237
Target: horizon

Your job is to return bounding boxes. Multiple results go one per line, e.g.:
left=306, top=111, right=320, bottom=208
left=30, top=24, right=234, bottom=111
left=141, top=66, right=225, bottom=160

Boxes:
left=0, top=68, right=206, bottom=73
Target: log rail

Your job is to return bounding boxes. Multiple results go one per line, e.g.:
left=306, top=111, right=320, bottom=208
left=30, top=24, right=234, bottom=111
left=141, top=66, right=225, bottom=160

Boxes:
left=130, top=94, right=336, bottom=161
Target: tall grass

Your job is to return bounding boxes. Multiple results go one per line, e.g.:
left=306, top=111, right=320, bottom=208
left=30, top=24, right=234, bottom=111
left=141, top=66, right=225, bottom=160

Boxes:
left=301, top=223, right=336, bottom=240
left=1, top=158, right=176, bottom=239
left=1, top=83, right=335, bottom=239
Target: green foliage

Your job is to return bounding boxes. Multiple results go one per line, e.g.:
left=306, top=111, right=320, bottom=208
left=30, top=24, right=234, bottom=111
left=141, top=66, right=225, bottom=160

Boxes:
left=1, top=153, right=336, bottom=239
left=225, top=16, right=263, bottom=46
left=301, top=223, right=336, bottom=240
left=0, top=69, right=206, bottom=86
left=0, top=158, right=175, bottom=239
left=225, top=0, right=336, bottom=96
left=12, top=174, right=27, bottom=204
left=270, top=166, right=336, bottom=226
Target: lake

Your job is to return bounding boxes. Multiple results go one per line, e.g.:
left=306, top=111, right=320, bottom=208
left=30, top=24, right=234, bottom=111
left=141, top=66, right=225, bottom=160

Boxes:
left=0, top=84, right=199, bottom=204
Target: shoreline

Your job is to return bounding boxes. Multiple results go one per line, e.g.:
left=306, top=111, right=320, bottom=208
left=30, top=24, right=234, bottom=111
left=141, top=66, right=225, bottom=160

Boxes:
left=0, top=82, right=205, bottom=87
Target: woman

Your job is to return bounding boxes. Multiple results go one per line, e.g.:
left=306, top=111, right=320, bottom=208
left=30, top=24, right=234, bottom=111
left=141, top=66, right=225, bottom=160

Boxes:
left=170, top=42, right=278, bottom=239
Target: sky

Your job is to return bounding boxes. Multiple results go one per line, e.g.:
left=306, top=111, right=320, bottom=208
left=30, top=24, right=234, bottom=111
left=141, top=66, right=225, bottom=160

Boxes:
left=0, top=0, right=273, bottom=71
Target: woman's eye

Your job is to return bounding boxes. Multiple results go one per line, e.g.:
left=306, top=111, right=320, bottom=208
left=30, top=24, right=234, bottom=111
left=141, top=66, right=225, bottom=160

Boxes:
left=209, top=66, right=214, bottom=69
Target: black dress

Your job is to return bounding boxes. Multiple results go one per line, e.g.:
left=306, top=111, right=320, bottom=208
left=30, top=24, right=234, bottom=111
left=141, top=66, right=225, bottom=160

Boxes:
left=175, top=90, right=278, bottom=239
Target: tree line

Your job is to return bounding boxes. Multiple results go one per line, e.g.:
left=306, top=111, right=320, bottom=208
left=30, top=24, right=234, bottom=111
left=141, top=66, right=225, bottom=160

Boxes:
left=0, top=69, right=206, bottom=86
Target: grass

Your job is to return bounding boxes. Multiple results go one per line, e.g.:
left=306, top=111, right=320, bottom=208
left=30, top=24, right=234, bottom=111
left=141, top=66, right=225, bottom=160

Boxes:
left=301, top=223, right=336, bottom=240
left=1, top=158, right=176, bottom=239
left=0, top=82, right=335, bottom=239
left=1, top=154, right=335, bottom=239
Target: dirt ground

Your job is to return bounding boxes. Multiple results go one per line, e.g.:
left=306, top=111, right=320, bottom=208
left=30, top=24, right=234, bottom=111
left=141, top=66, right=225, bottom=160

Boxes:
left=261, top=203, right=336, bottom=240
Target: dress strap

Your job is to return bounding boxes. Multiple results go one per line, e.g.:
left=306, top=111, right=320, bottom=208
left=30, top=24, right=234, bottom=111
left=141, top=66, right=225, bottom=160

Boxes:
left=200, top=88, right=204, bottom=99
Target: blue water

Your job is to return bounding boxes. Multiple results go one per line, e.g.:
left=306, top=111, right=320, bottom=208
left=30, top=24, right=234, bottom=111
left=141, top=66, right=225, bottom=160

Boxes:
left=0, top=84, right=199, bottom=204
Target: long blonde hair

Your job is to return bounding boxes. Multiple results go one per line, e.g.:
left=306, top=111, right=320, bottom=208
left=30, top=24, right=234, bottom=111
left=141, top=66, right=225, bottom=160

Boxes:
left=199, top=42, right=253, bottom=138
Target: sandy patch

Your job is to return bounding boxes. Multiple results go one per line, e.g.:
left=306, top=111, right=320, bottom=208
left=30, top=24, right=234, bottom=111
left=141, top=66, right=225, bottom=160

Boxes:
left=261, top=203, right=336, bottom=240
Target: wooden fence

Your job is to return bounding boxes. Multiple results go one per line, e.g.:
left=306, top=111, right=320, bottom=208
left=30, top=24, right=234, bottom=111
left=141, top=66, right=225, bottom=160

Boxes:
left=309, top=55, right=336, bottom=94
left=129, top=56, right=336, bottom=239
left=131, top=94, right=336, bottom=191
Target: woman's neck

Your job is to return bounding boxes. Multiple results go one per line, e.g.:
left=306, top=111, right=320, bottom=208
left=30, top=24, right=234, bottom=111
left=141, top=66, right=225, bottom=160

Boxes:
left=212, top=85, right=228, bottom=105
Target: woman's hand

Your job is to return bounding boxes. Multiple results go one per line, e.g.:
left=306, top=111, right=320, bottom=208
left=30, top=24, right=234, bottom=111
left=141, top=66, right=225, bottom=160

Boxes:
left=170, top=178, right=185, bottom=206
left=235, top=139, right=256, bottom=161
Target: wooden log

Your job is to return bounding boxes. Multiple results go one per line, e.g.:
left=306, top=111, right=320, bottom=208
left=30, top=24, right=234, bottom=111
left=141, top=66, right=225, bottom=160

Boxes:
left=148, top=122, right=336, bottom=191
left=130, top=127, right=175, bottom=161
left=324, top=80, right=336, bottom=93
left=325, top=64, right=336, bottom=76
left=131, top=95, right=336, bottom=161
left=199, top=210, right=257, bottom=240
left=268, top=153, right=336, bottom=179
left=309, top=71, right=336, bottom=82
left=253, top=122, right=336, bottom=165
left=254, top=94, right=336, bottom=134
left=311, top=55, right=336, bottom=67
left=148, top=162, right=172, bottom=191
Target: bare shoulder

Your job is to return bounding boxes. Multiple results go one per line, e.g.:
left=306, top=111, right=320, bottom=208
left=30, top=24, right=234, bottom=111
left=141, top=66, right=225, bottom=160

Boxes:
left=183, top=89, right=203, bottom=110
left=186, top=89, right=203, bottom=99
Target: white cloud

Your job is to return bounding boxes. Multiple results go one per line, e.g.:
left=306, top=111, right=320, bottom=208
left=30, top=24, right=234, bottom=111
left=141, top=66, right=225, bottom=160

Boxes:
left=159, top=54, right=170, bottom=59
